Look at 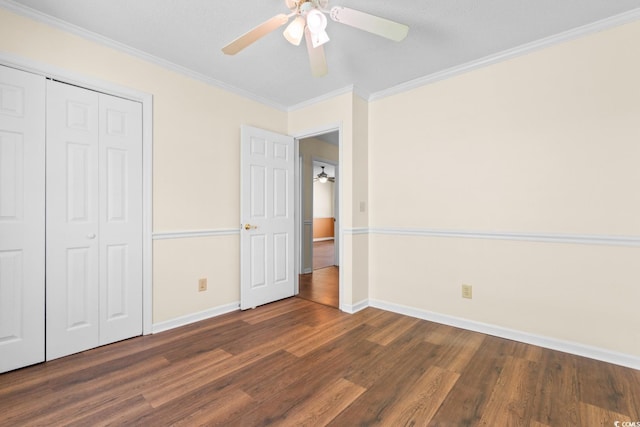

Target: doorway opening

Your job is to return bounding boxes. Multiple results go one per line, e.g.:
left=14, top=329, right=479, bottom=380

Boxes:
left=297, top=131, right=339, bottom=308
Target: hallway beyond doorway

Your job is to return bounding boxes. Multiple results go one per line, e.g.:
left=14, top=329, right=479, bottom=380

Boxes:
left=298, top=266, right=338, bottom=308
left=313, top=240, right=335, bottom=270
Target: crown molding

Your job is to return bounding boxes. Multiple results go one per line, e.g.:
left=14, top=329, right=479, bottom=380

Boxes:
left=287, top=85, right=356, bottom=112
left=0, top=0, right=289, bottom=111
left=369, top=7, right=640, bottom=102
left=4, top=0, right=640, bottom=110
left=287, top=84, right=371, bottom=112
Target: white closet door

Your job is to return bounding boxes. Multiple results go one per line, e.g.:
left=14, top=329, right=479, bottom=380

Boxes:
left=98, top=93, right=143, bottom=344
left=0, top=65, right=45, bottom=373
left=46, top=81, right=143, bottom=360
left=46, top=80, right=101, bottom=360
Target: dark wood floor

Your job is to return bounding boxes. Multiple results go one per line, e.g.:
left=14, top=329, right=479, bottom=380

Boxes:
left=1, top=298, right=639, bottom=426
left=300, top=240, right=339, bottom=308
left=298, top=266, right=339, bottom=308
left=313, top=239, right=335, bottom=270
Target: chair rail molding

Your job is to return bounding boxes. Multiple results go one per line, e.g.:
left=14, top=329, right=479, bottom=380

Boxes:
left=367, top=227, right=640, bottom=247
left=152, top=228, right=240, bottom=240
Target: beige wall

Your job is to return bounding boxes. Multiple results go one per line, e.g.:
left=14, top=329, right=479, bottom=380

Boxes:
left=368, top=19, right=640, bottom=356
left=313, top=181, right=334, bottom=218
left=0, top=8, right=287, bottom=323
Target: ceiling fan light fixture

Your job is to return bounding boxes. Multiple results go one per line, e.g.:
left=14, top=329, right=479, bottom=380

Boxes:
left=305, top=9, right=329, bottom=47
left=317, top=166, right=329, bottom=183
left=221, top=0, right=410, bottom=77
left=306, top=9, right=326, bottom=32
left=310, top=28, right=330, bottom=48
left=283, top=16, right=306, bottom=46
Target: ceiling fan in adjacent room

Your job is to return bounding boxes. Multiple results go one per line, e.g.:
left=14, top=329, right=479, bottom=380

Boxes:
left=314, top=166, right=335, bottom=183
left=221, top=0, right=409, bottom=77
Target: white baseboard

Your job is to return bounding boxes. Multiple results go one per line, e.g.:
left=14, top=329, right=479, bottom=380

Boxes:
left=368, top=299, right=640, bottom=371
left=313, top=237, right=335, bottom=242
left=152, top=302, right=240, bottom=334
left=341, top=299, right=369, bottom=314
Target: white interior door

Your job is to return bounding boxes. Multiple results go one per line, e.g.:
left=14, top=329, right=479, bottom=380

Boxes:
left=240, top=125, right=295, bottom=309
left=46, top=80, right=143, bottom=360
left=46, top=80, right=101, bottom=359
left=0, top=65, right=45, bottom=373
left=98, top=91, right=143, bottom=344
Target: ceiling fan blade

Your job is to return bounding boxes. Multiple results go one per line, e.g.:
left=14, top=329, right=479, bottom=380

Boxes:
left=329, top=6, right=408, bottom=42
left=305, top=27, right=328, bottom=77
left=222, top=13, right=290, bottom=55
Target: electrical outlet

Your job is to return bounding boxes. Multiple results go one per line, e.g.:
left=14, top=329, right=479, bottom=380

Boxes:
left=198, top=278, right=207, bottom=292
left=461, top=284, right=472, bottom=299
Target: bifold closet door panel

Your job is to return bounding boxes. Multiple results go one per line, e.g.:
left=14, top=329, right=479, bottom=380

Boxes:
left=98, top=93, right=143, bottom=345
left=46, top=80, right=143, bottom=361
left=0, top=65, right=46, bottom=373
left=46, top=80, right=101, bottom=360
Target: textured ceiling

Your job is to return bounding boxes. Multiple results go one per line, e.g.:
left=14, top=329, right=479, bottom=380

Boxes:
left=5, top=0, right=640, bottom=108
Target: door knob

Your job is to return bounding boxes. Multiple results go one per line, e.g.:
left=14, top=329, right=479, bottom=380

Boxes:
left=244, top=224, right=257, bottom=230
left=87, top=233, right=97, bottom=239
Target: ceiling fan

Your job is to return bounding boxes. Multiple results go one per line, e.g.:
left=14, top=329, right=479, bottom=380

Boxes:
left=314, top=166, right=335, bottom=183
left=221, top=0, right=409, bottom=77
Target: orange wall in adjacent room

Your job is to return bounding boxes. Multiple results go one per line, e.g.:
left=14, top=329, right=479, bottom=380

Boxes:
left=313, top=217, right=334, bottom=239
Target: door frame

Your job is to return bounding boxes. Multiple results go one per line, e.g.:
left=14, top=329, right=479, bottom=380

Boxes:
left=292, top=123, right=343, bottom=308
left=0, top=52, right=154, bottom=335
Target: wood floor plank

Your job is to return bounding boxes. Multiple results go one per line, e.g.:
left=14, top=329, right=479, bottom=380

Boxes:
left=578, top=402, right=632, bottom=426
left=239, top=297, right=316, bottom=325
left=171, top=388, right=255, bottom=427
left=478, top=355, right=540, bottom=426
left=271, top=378, right=366, bottom=426
left=23, top=350, right=216, bottom=425
left=220, top=317, right=314, bottom=356
left=312, top=240, right=335, bottom=270
left=431, top=327, right=486, bottom=374
left=0, top=355, right=170, bottom=425
left=284, top=307, right=386, bottom=357
left=362, top=308, right=400, bottom=328
left=227, top=327, right=380, bottom=425
left=239, top=324, right=378, bottom=402
left=366, top=315, right=421, bottom=346
left=143, top=322, right=315, bottom=408
left=376, top=365, right=460, bottom=425
left=332, top=340, right=444, bottom=424
left=133, top=384, right=254, bottom=426
left=160, top=319, right=256, bottom=361
left=142, top=348, right=233, bottom=408
left=344, top=321, right=438, bottom=390
left=203, top=349, right=301, bottom=400
left=298, top=265, right=339, bottom=308
left=66, top=395, right=155, bottom=427
left=424, top=322, right=459, bottom=346
left=577, top=356, right=640, bottom=419
left=429, top=335, right=514, bottom=426
left=531, top=349, right=581, bottom=426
